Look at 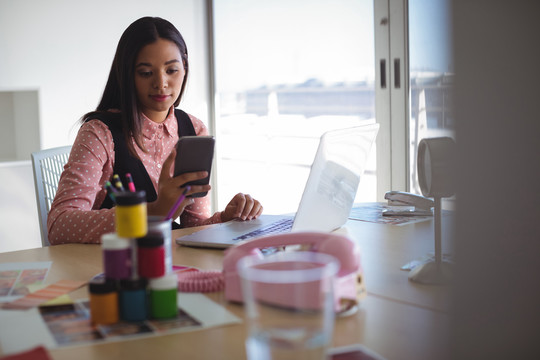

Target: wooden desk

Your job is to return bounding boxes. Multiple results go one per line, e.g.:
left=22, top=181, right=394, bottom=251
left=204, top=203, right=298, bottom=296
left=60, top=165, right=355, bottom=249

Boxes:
left=0, top=217, right=452, bottom=360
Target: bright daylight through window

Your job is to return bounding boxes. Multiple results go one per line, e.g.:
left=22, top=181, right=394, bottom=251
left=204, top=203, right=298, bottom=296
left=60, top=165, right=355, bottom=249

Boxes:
left=213, top=0, right=376, bottom=214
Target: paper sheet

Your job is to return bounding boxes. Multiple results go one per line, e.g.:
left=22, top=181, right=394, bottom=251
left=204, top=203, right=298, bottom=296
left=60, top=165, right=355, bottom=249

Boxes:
left=349, top=203, right=450, bottom=226
left=0, top=308, right=57, bottom=354
left=2, top=280, right=85, bottom=310
left=0, top=262, right=52, bottom=303
left=0, top=293, right=241, bottom=355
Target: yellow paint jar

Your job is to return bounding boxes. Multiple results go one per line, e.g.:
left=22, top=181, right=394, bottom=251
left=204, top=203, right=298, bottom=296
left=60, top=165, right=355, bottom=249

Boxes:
left=115, top=191, right=147, bottom=238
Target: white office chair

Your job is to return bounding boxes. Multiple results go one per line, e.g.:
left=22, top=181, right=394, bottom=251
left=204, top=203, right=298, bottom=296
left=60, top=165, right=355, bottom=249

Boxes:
left=31, top=146, right=72, bottom=246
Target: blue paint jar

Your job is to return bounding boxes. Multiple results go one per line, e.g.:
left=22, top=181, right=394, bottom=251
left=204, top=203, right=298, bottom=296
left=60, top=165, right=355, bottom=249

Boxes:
left=119, top=278, right=148, bottom=322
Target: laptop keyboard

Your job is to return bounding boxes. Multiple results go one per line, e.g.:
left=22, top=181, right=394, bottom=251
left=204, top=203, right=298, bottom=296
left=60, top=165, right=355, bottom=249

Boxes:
left=232, top=218, right=293, bottom=241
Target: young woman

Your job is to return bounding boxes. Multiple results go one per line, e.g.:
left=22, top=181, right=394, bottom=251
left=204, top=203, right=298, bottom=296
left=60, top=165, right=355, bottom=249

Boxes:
left=47, top=17, right=263, bottom=244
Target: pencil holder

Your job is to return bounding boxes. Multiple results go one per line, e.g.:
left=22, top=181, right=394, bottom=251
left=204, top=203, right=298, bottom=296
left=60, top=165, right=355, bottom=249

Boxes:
left=115, top=191, right=147, bottom=238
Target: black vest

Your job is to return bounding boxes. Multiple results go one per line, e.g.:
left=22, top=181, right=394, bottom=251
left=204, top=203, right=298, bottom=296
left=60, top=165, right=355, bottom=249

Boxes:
left=87, top=109, right=196, bottom=210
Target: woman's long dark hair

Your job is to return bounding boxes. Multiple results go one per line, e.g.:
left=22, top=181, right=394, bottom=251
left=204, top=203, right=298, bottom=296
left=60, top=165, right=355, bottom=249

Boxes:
left=82, top=17, right=189, bottom=156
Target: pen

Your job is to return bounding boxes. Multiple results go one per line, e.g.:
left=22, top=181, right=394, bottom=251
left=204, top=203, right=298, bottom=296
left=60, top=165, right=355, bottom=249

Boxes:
left=104, top=181, right=117, bottom=203
left=113, top=174, right=125, bottom=192
left=165, top=186, right=191, bottom=220
left=126, top=173, right=136, bottom=192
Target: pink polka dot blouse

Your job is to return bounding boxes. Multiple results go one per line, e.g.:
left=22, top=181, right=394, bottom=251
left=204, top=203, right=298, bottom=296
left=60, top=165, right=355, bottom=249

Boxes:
left=47, top=108, right=222, bottom=245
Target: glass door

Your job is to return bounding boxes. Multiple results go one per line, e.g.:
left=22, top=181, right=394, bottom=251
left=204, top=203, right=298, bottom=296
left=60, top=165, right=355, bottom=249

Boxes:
left=374, top=0, right=453, bottom=196
left=212, top=0, right=377, bottom=214
left=408, top=0, right=454, bottom=194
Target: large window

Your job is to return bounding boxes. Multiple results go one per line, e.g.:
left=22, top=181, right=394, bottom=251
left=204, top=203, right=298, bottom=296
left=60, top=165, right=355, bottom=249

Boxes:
left=210, top=0, right=453, bottom=211
left=212, top=0, right=376, bottom=214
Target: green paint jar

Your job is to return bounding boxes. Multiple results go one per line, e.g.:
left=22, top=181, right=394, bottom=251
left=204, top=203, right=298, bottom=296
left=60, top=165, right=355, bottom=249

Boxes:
left=149, top=274, right=178, bottom=319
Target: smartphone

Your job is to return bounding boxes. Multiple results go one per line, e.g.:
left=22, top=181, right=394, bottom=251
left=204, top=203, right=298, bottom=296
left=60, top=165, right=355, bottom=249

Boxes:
left=173, top=136, right=215, bottom=197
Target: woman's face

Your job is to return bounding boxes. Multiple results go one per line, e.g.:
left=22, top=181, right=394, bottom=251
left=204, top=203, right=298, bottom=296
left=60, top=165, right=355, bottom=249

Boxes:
left=134, top=38, right=185, bottom=123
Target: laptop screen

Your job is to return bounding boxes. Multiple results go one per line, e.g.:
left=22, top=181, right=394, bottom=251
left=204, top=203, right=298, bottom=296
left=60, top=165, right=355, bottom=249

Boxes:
left=292, top=123, right=379, bottom=232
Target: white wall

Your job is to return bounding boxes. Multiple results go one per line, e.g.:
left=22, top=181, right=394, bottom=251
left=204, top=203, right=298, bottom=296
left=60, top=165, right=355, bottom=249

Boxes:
left=0, top=0, right=210, bottom=150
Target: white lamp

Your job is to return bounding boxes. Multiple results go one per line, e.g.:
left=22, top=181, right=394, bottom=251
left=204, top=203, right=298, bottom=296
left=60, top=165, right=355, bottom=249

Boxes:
left=408, top=137, right=455, bottom=285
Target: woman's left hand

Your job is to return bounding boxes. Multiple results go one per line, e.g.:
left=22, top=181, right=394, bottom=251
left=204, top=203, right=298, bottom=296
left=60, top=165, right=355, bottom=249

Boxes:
left=221, top=193, right=263, bottom=222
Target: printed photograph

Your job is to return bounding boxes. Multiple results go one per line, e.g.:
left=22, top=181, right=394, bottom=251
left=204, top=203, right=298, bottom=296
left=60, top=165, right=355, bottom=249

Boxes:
left=38, top=301, right=204, bottom=347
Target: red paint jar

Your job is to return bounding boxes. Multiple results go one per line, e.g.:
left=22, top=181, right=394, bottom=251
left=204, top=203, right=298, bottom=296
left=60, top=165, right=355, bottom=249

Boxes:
left=137, top=234, right=165, bottom=278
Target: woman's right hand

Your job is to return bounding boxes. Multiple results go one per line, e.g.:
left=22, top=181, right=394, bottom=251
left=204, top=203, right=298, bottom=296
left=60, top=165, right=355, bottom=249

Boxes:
left=147, top=149, right=211, bottom=218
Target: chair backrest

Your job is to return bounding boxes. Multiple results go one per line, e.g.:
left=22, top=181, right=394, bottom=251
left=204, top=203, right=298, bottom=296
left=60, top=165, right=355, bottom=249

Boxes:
left=31, top=146, right=72, bottom=246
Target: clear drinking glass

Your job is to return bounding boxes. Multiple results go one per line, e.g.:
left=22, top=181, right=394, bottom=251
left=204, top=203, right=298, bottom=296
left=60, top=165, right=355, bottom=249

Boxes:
left=238, top=251, right=339, bottom=360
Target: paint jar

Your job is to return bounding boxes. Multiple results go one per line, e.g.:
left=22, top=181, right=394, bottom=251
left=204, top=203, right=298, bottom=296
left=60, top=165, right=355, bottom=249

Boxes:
left=147, top=216, right=173, bottom=273
left=119, top=278, right=148, bottom=322
left=101, top=233, right=132, bottom=280
left=89, top=279, right=119, bottom=325
left=115, top=190, right=147, bottom=238
left=149, top=274, right=178, bottom=319
left=137, top=234, right=165, bottom=279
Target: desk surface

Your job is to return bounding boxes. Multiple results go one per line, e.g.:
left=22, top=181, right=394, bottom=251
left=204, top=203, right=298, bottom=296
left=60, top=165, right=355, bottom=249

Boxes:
left=0, top=216, right=453, bottom=360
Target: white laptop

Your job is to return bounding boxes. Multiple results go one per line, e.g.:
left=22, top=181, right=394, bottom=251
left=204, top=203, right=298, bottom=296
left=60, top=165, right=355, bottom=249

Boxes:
left=175, top=123, right=379, bottom=249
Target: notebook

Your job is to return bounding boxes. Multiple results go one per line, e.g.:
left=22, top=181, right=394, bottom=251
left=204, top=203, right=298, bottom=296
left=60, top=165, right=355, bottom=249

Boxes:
left=175, top=123, right=379, bottom=249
